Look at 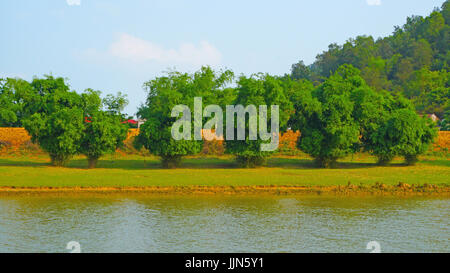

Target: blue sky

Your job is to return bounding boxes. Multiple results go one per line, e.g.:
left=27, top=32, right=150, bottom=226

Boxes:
left=0, top=0, right=445, bottom=116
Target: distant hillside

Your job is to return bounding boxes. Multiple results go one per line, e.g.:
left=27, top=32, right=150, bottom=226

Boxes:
left=291, top=0, right=449, bottom=119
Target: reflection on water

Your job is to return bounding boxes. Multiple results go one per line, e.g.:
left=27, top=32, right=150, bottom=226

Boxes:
left=0, top=195, right=448, bottom=253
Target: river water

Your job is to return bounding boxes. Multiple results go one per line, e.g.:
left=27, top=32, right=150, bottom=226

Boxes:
left=0, top=195, right=448, bottom=253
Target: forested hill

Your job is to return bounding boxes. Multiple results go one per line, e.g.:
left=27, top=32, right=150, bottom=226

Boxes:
left=290, top=0, right=449, bottom=119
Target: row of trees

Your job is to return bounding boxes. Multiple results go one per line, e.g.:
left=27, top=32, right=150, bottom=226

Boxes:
left=0, top=65, right=438, bottom=168
left=289, top=65, right=437, bottom=167
left=0, top=76, right=129, bottom=167
left=135, top=65, right=437, bottom=168
left=291, top=1, right=449, bottom=120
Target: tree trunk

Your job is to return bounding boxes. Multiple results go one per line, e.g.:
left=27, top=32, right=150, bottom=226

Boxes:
left=161, top=155, right=182, bottom=168
left=377, top=155, right=393, bottom=166
left=50, top=154, right=70, bottom=167
left=404, top=154, right=418, bottom=166
left=315, top=156, right=337, bottom=168
left=88, top=157, right=99, bottom=169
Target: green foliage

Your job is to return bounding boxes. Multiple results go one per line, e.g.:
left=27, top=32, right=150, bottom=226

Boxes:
left=0, top=77, right=39, bottom=127
left=136, top=66, right=234, bottom=168
left=285, top=78, right=315, bottom=130
left=406, top=68, right=449, bottom=117
left=290, top=61, right=312, bottom=81
left=351, top=84, right=415, bottom=154
left=291, top=65, right=361, bottom=168
left=136, top=117, right=200, bottom=168
left=23, top=108, right=84, bottom=166
left=224, top=74, right=292, bottom=167
left=0, top=79, right=19, bottom=127
left=103, top=91, right=129, bottom=117
left=350, top=86, right=390, bottom=152
left=27, top=75, right=82, bottom=114
left=80, top=90, right=128, bottom=168
left=289, top=64, right=437, bottom=167
left=20, top=76, right=85, bottom=166
left=17, top=76, right=129, bottom=168
left=439, top=109, right=450, bottom=130
left=370, top=109, right=438, bottom=165
left=360, top=57, right=391, bottom=91
left=291, top=1, right=450, bottom=117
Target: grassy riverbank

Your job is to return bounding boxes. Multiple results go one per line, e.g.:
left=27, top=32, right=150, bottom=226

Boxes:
left=0, top=154, right=448, bottom=195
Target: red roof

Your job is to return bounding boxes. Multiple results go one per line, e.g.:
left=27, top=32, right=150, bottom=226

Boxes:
left=122, top=119, right=138, bottom=124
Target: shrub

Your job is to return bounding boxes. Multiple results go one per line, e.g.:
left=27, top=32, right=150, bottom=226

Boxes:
left=371, top=108, right=438, bottom=165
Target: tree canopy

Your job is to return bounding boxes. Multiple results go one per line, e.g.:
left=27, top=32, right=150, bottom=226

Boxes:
left=0, top=79, right=20, bottom=127
left=224, top=74, right=292, bottom=167
left=135, top=66, right=234, bottom=168
left=80, top=89, right=129, bottom=168
left=290, top=65, right=362, bottom=167
left=290, top=0, right=450, bottom=119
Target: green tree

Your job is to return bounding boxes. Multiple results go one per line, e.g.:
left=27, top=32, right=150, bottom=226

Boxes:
left=135, top=66, right=234, bottom=168
left=285, top=78, right=315, bottom=130
left=103, top=91, right=129, bottom=117
left=0, top=79, right=20, bottom=127
left=291, top=65, right=362, bottom=168
left=80, top=89, right=128, bottom=168
left=407, top=68, right=449, bottom=117
left=360, top=57, right=391, bottom=91
left=350, top=86, right=391, bottom=153
left=371, top=108, right=438, bottom=165
left=443, top=0, right=450, bottom=25
left=352, top=86, right=416, bottom=164
left=24, top=108, right=84, bottom=166
left=291, top=61, right=312, bottom=80
left=21, top=76, right=84, bottom=166
left=409, top=39, right=433, bottom=69
left=439, top=109, right=450, bottom=130
left=0, top=77, right=38, bottom=127
left=224, top=74, right=292, bottom=167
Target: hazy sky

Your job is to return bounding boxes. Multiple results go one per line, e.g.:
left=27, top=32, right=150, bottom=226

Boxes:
left=0, top=0, right=445, bottom=115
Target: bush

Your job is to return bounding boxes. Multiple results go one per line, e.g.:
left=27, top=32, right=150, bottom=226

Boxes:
left=236, top=155, right=267, bottom=168
left=371, top=108, right=438, bottom=165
